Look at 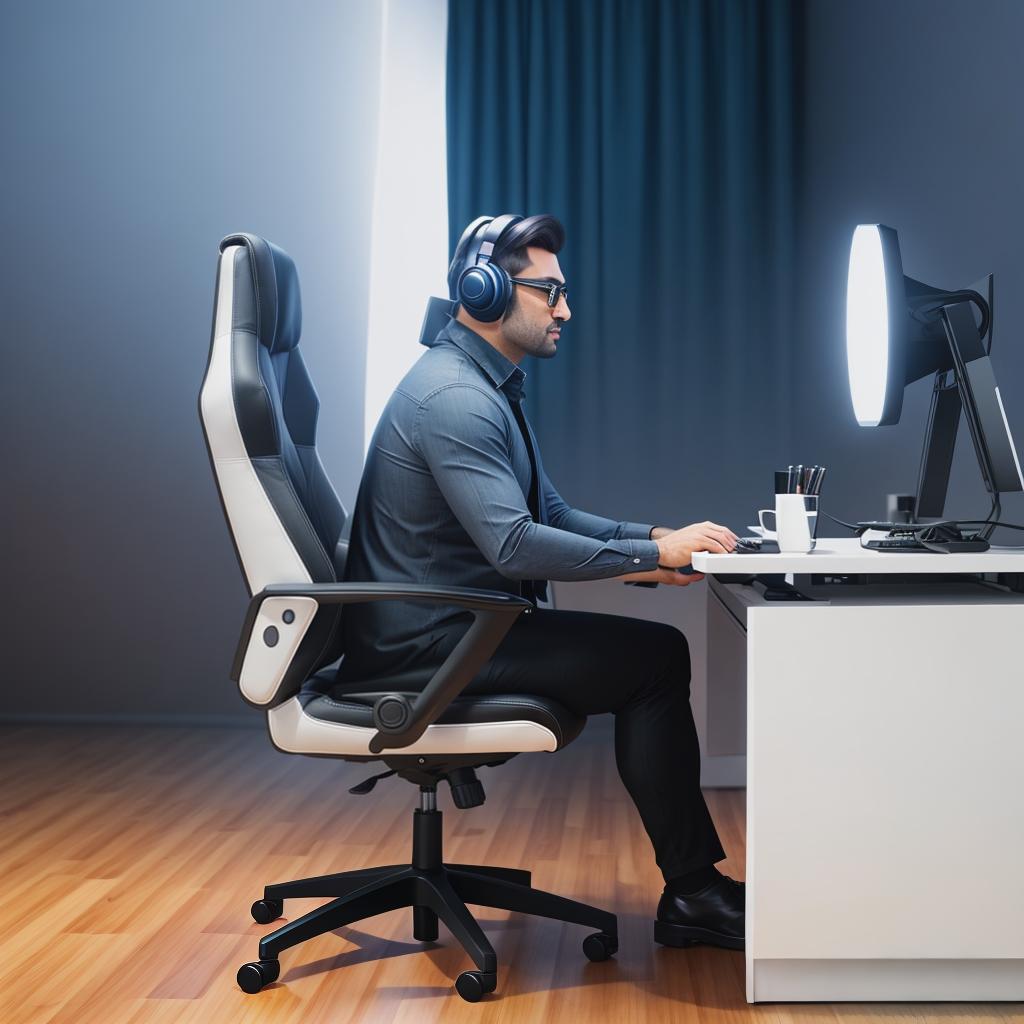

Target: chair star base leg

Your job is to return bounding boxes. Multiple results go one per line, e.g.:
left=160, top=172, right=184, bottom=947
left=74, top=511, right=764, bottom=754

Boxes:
left=239, top=802, right=617, bottom=1002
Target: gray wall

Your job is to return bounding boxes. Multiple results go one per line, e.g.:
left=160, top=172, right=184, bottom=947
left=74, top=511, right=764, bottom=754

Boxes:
left=1, top=1, right=382, bottom=720
left=6, top=1, right=1024, bottom=723
left=797, top=0, right=1024, bottom=535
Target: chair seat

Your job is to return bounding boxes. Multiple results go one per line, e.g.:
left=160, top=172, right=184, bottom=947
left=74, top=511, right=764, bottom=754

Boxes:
left=265, top=691, right=586, bottom=758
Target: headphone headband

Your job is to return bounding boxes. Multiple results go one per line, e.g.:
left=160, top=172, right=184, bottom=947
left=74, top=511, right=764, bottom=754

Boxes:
left=475, top=214, right=522, bottom=265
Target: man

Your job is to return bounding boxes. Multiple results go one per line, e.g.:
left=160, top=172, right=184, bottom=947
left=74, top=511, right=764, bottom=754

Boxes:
left=337, top=213, right=744, bottom=950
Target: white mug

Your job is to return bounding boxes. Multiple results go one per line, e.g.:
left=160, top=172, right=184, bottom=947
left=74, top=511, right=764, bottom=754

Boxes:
left=758, top=493, right=815, bottom=553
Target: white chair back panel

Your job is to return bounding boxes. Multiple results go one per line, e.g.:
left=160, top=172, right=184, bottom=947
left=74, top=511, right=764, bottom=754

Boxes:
left=239, top=597, right=320, bottom=705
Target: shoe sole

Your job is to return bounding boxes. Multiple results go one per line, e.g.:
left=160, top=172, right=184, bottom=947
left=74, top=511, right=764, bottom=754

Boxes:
left=654, top=919, right=744, bottom=951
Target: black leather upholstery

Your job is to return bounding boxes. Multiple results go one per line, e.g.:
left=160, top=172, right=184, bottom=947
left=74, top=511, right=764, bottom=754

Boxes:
left=220, top=233, right=346, bottom=586
left=223, top=233, right=302, bottom=354
left=300, top=692, right=585, bottom=751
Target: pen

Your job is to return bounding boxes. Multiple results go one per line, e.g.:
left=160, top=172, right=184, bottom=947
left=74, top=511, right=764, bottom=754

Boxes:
left=787, top=465, right=795, bottom=493
left=813, top=467, right=826, bottom=494
left=795, top=464, right=803, bottom=494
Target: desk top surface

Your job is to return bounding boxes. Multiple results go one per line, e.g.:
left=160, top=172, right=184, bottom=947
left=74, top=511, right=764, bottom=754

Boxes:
left=691, top=536, right=1024, bottom=574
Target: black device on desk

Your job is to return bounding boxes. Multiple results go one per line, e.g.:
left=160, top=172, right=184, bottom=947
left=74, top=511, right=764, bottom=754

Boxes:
left=859, top=522, right=990, bottom=553
left=735, top=537, right=779, bottom=553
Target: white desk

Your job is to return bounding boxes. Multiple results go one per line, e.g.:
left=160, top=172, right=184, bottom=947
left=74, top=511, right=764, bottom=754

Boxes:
left=692, top=539, right=1024, bottom=1002
left=693, top=535, right=1024, bottom=574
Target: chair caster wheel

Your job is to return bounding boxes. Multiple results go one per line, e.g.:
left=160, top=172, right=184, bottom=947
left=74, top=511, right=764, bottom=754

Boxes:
left=582, top=931, right=618, bottom=962
left=237, top=958, right=280, bottom=993
left=455, top=970, right=497, bottom=1002
left=250, top=899, right=283, bottom=924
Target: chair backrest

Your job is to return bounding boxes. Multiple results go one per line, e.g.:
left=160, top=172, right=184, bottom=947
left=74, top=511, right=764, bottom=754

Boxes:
left=200, top=233, right=347, bottom=704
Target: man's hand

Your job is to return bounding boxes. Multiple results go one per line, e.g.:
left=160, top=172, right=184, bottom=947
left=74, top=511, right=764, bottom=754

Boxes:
left=652, top=521, right=739, bottom=568
left=620, top=567, right=705, bottom=586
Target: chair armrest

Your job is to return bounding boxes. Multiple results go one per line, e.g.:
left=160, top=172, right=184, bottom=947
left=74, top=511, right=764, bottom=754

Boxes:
left=263, top=581, right=531, bottom=610
left=232, top=582, right=532, bottom=751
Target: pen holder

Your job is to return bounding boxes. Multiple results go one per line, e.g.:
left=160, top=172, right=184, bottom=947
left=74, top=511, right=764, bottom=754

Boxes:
left=758, top=494, right=818, bottom=552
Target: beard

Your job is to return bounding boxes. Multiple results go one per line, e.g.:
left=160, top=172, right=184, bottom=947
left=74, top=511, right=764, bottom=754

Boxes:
left=502, top=299, right=561, bottom=359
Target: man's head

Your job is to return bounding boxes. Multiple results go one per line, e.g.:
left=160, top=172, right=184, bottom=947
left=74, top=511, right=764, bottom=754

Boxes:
left=454, top=214, right=571, bottom=364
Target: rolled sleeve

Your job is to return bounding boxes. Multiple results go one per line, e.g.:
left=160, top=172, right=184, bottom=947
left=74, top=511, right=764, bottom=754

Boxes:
left=415, top=384, right=660, bottom=581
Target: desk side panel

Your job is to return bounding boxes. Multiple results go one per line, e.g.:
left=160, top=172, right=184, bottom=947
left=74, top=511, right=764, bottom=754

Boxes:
left=746, top=602, right=1024, bottom=964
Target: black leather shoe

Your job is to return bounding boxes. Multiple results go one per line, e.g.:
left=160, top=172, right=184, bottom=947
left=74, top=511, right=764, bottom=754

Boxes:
left=654, top=875, right=745, bottom=951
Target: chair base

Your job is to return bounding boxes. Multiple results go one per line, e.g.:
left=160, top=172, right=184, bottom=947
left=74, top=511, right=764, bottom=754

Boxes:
left=237, top=795, right=618, bottom=1002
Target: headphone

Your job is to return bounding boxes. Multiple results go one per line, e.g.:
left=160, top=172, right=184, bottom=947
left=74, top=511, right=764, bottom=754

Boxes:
left=448, top=213, right=524, bottom=322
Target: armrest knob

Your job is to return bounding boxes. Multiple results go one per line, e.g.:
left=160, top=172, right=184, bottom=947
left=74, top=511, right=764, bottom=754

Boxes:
left=372, top=694, right=413, bottom=734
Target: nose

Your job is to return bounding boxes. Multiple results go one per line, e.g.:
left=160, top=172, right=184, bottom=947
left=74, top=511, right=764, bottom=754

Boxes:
left=553, top=293, right=571, bottom=322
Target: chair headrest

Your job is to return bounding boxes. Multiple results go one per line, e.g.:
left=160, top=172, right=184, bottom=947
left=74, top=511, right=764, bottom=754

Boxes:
left=220, top=233, right=301, bottom=354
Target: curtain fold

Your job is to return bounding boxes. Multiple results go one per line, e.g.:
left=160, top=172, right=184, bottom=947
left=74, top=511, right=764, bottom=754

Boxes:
left=447, top=0, right=800, bottom=527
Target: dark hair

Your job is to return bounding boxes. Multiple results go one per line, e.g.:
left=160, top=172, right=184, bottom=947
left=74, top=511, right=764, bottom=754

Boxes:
left=493, top=214, right=565, bottom=277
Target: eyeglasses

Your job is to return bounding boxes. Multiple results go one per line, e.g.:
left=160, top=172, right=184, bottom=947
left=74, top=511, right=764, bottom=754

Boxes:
left=509, top=277, right=569, bottom=308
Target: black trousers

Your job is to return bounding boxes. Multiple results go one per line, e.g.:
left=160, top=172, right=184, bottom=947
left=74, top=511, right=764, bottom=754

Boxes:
left=437, top=608, right=726, bottom=882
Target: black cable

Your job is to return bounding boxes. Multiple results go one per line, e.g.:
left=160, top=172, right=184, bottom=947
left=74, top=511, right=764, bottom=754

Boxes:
left=916, top=289, right=991, bottom=341
left=819, top=508, right=1024, bottom=549
left=819, top=509, right=1024, bottom=533
left=915, top=519, right=1024, bottom=531
left=819, top=510, right=867, bottom=532
left=959, top=289, right=991, bottom=342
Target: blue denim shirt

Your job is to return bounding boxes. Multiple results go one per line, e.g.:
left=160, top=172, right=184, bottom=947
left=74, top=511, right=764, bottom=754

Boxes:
left=337, top=318, right=660, bottom=680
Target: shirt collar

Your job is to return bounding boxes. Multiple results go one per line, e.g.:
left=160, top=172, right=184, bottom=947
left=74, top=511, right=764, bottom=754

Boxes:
left=431, top=317, right=527, bottom=401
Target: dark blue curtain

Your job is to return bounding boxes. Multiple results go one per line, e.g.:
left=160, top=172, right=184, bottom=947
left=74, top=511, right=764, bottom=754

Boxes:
left=447, top=0, right=800, bottom=529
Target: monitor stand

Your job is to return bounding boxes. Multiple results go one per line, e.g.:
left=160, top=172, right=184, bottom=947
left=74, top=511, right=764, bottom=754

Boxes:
left=912, top=290, right=1004, bottom=542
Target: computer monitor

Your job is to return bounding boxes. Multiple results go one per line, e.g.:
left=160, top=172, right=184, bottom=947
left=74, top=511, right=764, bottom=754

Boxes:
left=846, top=224, right=1024, bottom=531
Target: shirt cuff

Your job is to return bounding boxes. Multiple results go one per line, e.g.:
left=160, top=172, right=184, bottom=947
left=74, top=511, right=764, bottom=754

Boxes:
left=616, top=521, right=657, bottom=542
left=608, top=538, right=661, bottom=572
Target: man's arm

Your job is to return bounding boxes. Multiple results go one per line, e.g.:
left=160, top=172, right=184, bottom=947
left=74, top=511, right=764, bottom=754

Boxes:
left=542, top=469, right=727, bottom=545
left=540, top=464, right=656, bottom=542
left=537, top=457, right=739, bottom=585
left=414, top=384, right=660, bottom=582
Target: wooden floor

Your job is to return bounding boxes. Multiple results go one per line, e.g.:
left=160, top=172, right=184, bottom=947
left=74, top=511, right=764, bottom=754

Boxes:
left=1, top=721, right=1020, bottom=1024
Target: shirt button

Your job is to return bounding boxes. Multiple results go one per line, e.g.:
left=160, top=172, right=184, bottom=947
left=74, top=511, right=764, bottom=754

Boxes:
left=633, top=558, right=641, bottom=564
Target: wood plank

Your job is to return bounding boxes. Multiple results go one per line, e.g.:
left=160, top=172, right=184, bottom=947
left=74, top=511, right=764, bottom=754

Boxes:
left=0, top=723, right=1021, bottom=1024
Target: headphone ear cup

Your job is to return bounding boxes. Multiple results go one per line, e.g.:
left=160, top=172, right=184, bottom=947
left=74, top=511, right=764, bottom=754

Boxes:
left=457, top=262, right=512, bottom=322
left=448, top=215, right=493, bottom=298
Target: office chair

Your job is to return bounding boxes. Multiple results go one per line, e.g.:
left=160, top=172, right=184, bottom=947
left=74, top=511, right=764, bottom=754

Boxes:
left=198, top=234, right=617, bottom=1002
